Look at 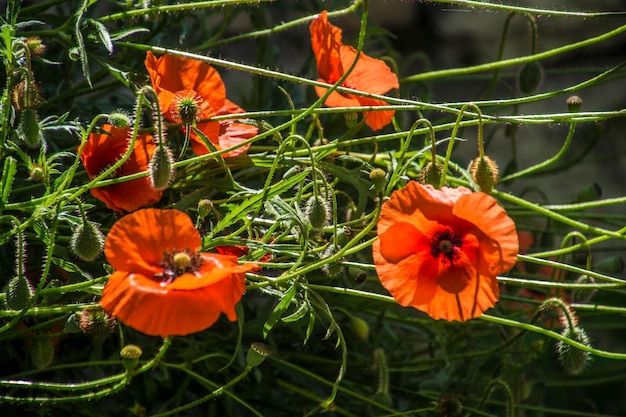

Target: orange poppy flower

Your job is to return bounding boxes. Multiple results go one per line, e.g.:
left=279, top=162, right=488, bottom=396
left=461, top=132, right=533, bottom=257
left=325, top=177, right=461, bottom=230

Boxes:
left=309, top=10, right=399, bottom=131
left=100, top=209, right=257, bottom=337
left=144, top=52, right=254, bottom=157
left=80, top=124, right=162, bottom=213
left=372, top=182, right=519, bottom=321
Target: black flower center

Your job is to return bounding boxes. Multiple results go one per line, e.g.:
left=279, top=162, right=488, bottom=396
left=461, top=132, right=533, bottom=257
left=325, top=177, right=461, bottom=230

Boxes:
left=430, top=229, right=463, bottom=264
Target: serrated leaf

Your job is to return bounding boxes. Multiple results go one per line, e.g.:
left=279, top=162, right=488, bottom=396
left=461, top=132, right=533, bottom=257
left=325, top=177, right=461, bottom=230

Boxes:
left=263, top=282, right=297, bottom=339
left=89, top=19, right=113, bottom=54
left=281, top=299, right=309, bottom=323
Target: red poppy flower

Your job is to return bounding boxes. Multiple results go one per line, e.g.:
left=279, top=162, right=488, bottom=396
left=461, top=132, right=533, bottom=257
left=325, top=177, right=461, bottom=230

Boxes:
left=145, top=52, right=254, bottom=158
left=372, top=182, right=519, bottom=321
left=80, top=124, right=162, bottom=213
left=99, top=208, right=257, bottom=337
left=309, top=10, right=399, bottom=131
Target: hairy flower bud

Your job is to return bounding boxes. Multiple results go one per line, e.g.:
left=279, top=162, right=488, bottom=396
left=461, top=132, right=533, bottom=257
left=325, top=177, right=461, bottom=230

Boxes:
left=305, top=195, right=330, bottom=231
left=71, top=220, right=105, bottom=261
left=30, top=337, right=55, bottom=369
left=470, top=155, right=499, bottom=193
left=556, top=326, right=591, bottom=375
left=149, top=145, right=175, bottom=190
left=108, top=111, right=133, bottom=128
left=6, top=275, right=33, bottom=310
left=419, top=161, right=443, bottom=188
left=19, top=107, right=42, bottom=148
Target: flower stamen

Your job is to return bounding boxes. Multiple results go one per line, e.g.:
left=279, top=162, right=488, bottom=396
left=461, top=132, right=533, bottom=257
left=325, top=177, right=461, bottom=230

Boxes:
left=156, top=248, right=204, bottom=285
left=431, top=229, right=463, bottom=264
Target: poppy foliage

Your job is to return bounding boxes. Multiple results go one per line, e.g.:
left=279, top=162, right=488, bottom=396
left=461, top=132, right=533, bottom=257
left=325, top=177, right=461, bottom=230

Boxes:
left=309, top=10, right=399, bottom=131
left=144, top=51, right=257, bottom=158
left=373, top=182, right=519, bottom=321
left=80, top=124, right=162, bottom=213
left=100, top=209, right=257, bottom=337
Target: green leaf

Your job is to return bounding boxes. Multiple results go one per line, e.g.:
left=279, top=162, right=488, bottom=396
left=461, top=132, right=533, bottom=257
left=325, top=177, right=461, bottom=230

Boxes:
left=263, top=282, right=297, bottom=339
left=89, top=19, right=113, bottom=54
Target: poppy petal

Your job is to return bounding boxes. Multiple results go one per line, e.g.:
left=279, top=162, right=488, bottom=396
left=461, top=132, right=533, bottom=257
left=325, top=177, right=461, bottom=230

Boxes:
left=339, top=45, right=398, bottom=95
left=310, top=10, right=343, bottom=83
left=105, top=209, right=201, bottom=275
left=378, top=222, right=424, bottom=263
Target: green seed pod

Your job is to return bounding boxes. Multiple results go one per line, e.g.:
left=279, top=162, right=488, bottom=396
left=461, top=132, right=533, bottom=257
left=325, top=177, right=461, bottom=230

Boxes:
left=344, top=112, right=358, bottom=128
left=149, top=145, right=175, bottom=190
left=197, top=199, right=213, bottom=219
left=246, top=342, right=270, bottom=368
left=369, top=168, right=387, bottom=194
left=518, top=61, right=544, bottom=94
left=20, top=107, right=42, bottom=148
left=6, top=275, right=33, bottom=310
left=305, top=195, right=330, bottom=231
left=469, top=155, right=499, bottom=193
left=120, top=344, right=143, bottom=373
left=70, top=221, right=105, bottom=261
left=566, top=95, right=583, bottom=112
left=556, top=326, right=591, bottom=375
left=574, top=182, right=601, bottom=203
left=30, top=337, right=55, bottom=369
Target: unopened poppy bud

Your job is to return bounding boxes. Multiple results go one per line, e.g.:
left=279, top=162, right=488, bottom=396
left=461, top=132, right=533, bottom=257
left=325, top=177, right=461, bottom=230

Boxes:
left=594, top=256, right=624, bottom=274
left=350, top=315, right=369, bottom=341
left=470, top=155, right=499, bottom=193
left=369, top=168, right=387, bottom=194
left=71, top=221, right=105, bottom=261
left=149, top=145, right=175, bottom=190
left=29, top=163, right=46, bottom=182
left=30, top=337, right=55, bottom=369
left=305, top=195, right=330, bottom=231
left=344, top=112, right=358, bottom=128
left=79, top=307, right=116, bottom=338
left=321, top=245, right=343, bottom=278
left=556, top=326, right=591, bottom=375
left=518, top=61, right=544, bottom=94
left=566, top=95, right=583, bottom=112
left=19, top=107, right=42, bottom=148
left=5, top=275, right=33, bottom=310
left=25, top=36, right=46, bottom=56
left=246, top=342, right=270, bottom=368
left=197, top=199, right=213, bottom=219
left=574, top=182, right=601, bottom=203
left=108, top=111, right=132, bottom=128
left=12, top=76, right=41, bottom=110
left=419, top=161, right=443, bottom=188
left=121, top=344, right=143, bottom=373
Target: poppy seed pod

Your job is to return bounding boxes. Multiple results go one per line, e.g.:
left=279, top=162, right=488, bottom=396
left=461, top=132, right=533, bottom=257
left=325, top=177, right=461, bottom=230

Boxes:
left=566, top=95, right=583, bottom=112
left=70, top=221, right=105, bottom=261
left=6, top=275, right=33, bottom=310
left=470, top=155, right=499, bottom=193
left=556, top=326, right=592, bottom=375
left=120, top=344, right=143, bottom=373
left=419, top=161, right=443, bottom=188
left=344, top=112, right=358, bottom=128
left=149, top=144, right=175, bottom=190
left=30, top=337, right=55, bottom=370
left=369, top=168, right=387, bottom=194
left=19, top=107, right=42, bottom=148
left=197, top=199, right=213, bottom=219
left=305, top=195, right=330, bottom=231
left=246, top=342, right=270, bottom=368
left=518, top=61, right=544, bottom=94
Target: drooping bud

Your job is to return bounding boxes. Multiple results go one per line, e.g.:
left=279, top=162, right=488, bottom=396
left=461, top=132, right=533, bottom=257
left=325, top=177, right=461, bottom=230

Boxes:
left=369, top=168, right=387, bottom=194
left=19, top=107, right=42, bottom=148
left=70, top=220, right=105, bottom=261
left=149, top=144, right=175, bottom=190
left=572, top=274, right=597, bottom=303
left=79, top=307, right=117, bottom=338
left=556, top=326, right=591, bottom=375
left=419, top=161, right=443, bottom=188
left=5, top=275, right=33, bottom=310
left=305, top=195, right=330, bottom=231
left=120, top=344, right=143, bottom=373
left=246, top=342, right=270, bottom=368
left=30, top=337, right=55, bottom=369
left=12, top=76, right=41, bottom=111
left=518, top=61, right=544, bottom=94
left=108, top=111, right=133, bottom=128
left=470, top=155, right=499, bottom=193
left=566, top=95, right=583, bottom=112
